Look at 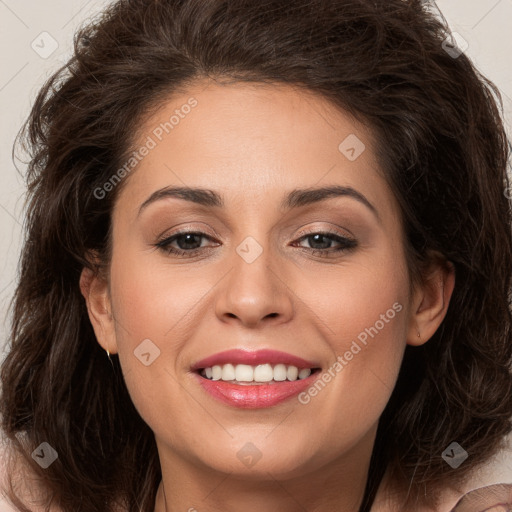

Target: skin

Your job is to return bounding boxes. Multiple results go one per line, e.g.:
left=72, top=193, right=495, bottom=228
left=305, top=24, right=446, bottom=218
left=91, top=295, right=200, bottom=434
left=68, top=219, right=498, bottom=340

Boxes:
left=80, top=79, right=455, bottom=512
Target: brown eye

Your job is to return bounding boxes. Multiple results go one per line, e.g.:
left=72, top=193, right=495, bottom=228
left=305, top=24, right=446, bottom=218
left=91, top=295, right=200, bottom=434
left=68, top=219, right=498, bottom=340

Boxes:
left=293, top=231, right=357, bottom=257
left=155, top=231, right=218, bottom=257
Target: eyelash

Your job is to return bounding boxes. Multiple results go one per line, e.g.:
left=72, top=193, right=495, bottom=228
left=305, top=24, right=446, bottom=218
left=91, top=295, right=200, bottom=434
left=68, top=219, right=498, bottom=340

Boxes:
left=154, top=229, right=357, bottom=258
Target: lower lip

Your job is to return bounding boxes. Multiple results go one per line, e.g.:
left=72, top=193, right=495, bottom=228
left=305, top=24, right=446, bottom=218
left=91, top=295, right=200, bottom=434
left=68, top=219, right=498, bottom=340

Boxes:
left=195, top=372, right=319, bottom=409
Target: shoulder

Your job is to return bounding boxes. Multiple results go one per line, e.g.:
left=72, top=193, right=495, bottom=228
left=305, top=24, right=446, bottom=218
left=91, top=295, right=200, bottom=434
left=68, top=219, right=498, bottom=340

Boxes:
left=373, top=483, right=512, bottom=512
left=447, top=439, right=512, bottom=511
left=448, top=483, right=512, bottom=512
left=373, top=452, right=512, bottom=512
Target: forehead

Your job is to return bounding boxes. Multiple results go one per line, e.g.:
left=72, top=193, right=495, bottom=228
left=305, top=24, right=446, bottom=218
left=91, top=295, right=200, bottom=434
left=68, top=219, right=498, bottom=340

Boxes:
left=114, top=79, right=397, bottom=222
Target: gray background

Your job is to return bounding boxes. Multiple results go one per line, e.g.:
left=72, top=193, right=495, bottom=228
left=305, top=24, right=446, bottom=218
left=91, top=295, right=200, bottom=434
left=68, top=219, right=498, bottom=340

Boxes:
left=0, top=0, right=511, bottom=485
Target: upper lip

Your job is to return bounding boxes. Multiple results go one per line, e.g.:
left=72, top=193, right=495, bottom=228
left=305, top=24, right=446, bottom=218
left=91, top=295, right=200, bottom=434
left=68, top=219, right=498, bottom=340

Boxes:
left=191, top=349, right=319, bottom=371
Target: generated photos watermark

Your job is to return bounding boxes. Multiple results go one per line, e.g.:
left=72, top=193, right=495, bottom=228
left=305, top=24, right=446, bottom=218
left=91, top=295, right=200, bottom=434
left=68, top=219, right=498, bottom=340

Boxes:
left=298, top=302, right=403, bottom=404
left=93, top=97, right=198, bottom=200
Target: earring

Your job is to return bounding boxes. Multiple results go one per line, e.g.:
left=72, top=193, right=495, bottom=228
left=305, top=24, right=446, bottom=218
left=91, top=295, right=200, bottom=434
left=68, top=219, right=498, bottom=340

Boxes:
left=105, top=348, right=115, bottom=369
left=417, top=331, right=421, bottom=340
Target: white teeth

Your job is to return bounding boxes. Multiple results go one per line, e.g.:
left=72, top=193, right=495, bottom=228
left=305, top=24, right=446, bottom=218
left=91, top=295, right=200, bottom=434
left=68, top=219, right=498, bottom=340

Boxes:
left=298, top=368, right=311, bottom=379
left=287, top=365, right=298, bottom=380
left=254, top=364, right=273, bottom=382
left=200, top=363, right=314, bottom=383
left=211, top=365, right=222, bottom=380
left=273, top=364, right=287, bottom=381
left=221, top=363, right=235, bottom=381
left=235, top=364, right=254, bottom=382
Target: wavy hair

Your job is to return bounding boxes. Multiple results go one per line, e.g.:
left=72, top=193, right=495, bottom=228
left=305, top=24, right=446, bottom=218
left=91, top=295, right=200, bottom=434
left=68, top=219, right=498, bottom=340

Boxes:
left=1, top=0, right=511, bottom=510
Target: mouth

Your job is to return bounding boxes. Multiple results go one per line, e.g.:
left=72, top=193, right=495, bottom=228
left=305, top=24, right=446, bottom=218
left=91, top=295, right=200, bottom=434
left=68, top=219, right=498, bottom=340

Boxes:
left=191, top=349, right=322, bottom=408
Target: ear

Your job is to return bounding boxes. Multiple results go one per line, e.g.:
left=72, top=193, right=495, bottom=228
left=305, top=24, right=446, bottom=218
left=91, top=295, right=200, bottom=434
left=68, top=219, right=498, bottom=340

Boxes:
left=79, top=261, right=118, bottom=354
left=407, top=255, right=455, bottom=346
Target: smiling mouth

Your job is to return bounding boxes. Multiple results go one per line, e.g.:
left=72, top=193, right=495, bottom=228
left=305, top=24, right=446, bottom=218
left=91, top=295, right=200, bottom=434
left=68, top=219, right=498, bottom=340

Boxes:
left=197, top=363, right=322, bottom=385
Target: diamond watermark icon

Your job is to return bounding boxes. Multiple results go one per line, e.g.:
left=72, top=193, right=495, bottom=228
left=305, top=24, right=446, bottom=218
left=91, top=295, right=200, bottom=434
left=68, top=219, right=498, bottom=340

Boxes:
left=442, top=32, right=469, bottom=59
left=338, top=134, right=366, bottom=161
left=31, top=442, right=58, bottom=469
left=442, top=441, right=468, bottom=469
left=134, top=338, right=161, bottom=366
left=237, top=442, right=263, bottom=468
left=236, top=236, right=263, bottom=264
left=31, top=32, right=59, bottom=59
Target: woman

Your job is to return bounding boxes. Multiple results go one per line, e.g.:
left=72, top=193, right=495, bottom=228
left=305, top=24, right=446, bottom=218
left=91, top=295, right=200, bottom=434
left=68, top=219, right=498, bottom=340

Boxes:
left=1, top=0, right=511, bottom=511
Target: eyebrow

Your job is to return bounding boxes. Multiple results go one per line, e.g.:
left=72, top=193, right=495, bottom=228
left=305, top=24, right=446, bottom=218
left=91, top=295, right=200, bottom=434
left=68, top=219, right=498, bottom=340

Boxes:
left=137, top=184, right=380, bottom=220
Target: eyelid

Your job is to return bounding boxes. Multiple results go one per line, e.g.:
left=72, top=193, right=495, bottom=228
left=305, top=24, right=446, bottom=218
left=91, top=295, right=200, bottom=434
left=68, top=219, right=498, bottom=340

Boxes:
left=294, top=224, right=355, bottom=241
left=155, top=222, right=219, bottom=241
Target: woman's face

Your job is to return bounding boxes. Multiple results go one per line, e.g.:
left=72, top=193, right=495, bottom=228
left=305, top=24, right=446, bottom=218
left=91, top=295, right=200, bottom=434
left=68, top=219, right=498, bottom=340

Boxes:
left=86, top=80, right=430, bottom=482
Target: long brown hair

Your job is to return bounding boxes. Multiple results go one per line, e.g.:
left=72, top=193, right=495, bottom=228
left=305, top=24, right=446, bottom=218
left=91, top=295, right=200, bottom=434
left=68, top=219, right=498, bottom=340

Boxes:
left=1, top=0, right=511, bottom=510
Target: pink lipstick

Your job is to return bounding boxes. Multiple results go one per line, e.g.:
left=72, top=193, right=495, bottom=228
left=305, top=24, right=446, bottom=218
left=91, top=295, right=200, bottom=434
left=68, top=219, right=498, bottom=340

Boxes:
left=191, top=349, right=321, bottom=409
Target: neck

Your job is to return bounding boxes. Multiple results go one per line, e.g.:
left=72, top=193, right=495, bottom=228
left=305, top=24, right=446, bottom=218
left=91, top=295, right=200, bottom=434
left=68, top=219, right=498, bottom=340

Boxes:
left=153, top=427, right=381, bottom=512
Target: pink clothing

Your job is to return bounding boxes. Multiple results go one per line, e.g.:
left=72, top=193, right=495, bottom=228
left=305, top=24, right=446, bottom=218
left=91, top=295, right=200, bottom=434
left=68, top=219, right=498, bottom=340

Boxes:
left=449, top=484, right=512, bottom=512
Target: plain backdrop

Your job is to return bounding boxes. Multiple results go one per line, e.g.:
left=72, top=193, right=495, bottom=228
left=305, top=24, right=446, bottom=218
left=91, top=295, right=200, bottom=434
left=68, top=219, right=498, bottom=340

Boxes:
left=0, top=0, right=511, bottom=489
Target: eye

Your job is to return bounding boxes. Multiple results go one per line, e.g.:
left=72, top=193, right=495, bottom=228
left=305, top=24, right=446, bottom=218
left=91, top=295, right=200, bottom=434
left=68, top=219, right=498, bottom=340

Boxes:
left=154, top=230, right=218, bottom=257
left=153, top=229, right=357, bottom=258
left=292, top=231, right=357, bottom=257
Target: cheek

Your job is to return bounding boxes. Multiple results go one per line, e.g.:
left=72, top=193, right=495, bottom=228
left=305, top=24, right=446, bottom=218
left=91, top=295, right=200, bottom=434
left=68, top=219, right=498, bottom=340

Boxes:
left=304, top=240, right=408, bottom=343
left=108, top=246, right=203, bottom=345
left=327, top=262, right=408, bottom=355
left=106, top=249, right=200, bottom=417
left=297, top=252, right=409, bottom=432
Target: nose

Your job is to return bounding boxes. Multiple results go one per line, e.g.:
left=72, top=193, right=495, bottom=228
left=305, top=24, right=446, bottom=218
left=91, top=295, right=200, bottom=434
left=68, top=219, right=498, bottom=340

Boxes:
left=214, top=241, right=294, bottom=329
